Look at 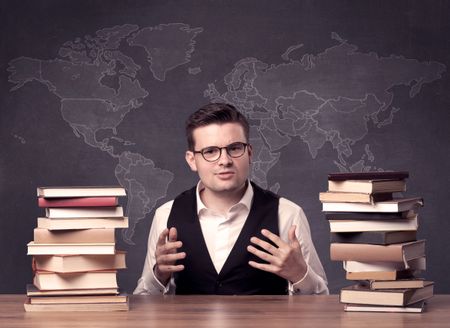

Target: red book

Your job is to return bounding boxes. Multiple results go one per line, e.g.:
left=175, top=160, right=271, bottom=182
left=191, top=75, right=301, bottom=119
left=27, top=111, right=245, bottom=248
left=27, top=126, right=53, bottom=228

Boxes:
left=38, top=197, right=118, bottom=208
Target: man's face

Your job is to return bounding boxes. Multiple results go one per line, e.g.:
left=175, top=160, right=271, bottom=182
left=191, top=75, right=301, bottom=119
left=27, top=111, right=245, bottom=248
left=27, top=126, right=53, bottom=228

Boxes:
left=185, top=122, right=252, bottom=197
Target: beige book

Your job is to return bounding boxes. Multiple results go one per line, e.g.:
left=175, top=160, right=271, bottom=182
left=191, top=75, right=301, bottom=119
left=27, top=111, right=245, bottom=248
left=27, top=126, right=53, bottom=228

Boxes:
left=37, top=217, right=128, bottom=230
left=344, top=257, right=426, bottom=272
left=33, top=252, right=126, bottom=273
left=24, top=298, right=129, bottom=312
left=34, top=228, right=115, bottom=244
left=328, top=215, right=418, bottom=232
left=37, top=186, right=126, bottom=198
left=344, top=301, right=425, bottom=313
left=45, top=206, right=124, bottom=218
left=29, top=293, right=128, bottom=304
left=33, top=271, right=118, bottom=290
left=328, top=179, right=406, bottom=193
left=346, top=270, right=415, bottom=281
left=330, top=240, right=425, bottom=264
left=26, top=284, right=118, bottom=296
left=370, top=279, right=428, bottom=290
left=322, top=197, right=423, bottom=213
left=27, top=242, right=115, bottom=255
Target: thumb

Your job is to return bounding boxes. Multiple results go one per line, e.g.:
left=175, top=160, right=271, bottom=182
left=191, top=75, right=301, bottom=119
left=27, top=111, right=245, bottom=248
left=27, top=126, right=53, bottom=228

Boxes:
left=288, top=225, right=299, bottom=246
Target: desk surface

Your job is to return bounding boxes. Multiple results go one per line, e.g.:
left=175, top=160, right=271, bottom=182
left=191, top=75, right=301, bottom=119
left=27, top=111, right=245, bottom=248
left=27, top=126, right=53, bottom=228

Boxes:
left=1, top=295, right=450, bottom=327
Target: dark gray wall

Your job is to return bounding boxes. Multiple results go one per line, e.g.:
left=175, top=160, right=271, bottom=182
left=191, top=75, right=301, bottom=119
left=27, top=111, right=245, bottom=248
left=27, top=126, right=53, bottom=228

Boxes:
left=1, top=0, right=449, bottom=294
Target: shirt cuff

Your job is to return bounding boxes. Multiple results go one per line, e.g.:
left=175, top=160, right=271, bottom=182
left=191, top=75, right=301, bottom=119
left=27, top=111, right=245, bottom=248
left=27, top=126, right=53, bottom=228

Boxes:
left=289, top=265, right=325, bottom=295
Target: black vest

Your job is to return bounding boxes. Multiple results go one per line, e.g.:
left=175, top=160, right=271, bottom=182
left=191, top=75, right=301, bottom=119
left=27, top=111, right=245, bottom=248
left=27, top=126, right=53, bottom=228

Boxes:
left=167, top=182, right=288, bottom=295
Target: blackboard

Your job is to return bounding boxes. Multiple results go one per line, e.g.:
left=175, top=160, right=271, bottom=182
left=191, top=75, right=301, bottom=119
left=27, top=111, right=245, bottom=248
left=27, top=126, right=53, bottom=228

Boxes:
left=1, top=0, right=449, bottom=294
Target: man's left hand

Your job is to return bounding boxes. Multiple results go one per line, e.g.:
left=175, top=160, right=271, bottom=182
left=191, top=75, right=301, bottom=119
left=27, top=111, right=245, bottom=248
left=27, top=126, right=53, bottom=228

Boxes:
left=247, top=225, right=307, bottom=283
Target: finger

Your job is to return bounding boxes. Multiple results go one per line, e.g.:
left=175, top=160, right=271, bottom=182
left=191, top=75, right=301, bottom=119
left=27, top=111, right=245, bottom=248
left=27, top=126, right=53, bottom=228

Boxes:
left=157, top=252, right=186, bottom=264
left=261, top=229, right=284, bottom=247
left=157, top=264, right=185, bottom=273
left=247, top=245, right=278, bottom=265
left=157, top=240, right=183, bottom=255
left=248, top=260, right=277, bottom=274
left=250, top=236, right=278, bottom=255
left=168, top=227, right=178, bottom=242
left=157, top=228, right=169, bottom=247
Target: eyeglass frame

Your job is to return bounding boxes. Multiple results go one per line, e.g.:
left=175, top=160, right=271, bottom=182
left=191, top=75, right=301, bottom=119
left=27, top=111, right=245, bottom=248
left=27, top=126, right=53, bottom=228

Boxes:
left=192, top=142, right=250, bottom=162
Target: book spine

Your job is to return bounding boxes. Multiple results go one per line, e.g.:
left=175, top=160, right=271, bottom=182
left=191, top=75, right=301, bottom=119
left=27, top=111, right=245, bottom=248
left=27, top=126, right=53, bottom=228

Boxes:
left=38, top=197, right=118, bottom=208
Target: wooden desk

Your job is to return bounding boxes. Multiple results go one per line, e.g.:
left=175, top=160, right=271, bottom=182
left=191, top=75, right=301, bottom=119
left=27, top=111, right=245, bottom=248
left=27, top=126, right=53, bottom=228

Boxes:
left=1, top=295, right=449, bottom=327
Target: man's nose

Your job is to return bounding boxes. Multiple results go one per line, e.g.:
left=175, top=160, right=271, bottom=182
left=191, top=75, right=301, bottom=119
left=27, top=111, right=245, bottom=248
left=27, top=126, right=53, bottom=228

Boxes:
left=217, top=148, right=233, bottom=165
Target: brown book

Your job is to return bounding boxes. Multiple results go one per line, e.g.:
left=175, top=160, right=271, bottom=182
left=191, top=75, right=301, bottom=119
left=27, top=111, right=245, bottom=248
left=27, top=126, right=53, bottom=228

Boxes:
left=27, top=242, right=115, bottom=255
left=33, top=252, right=126, bottom=273
left=33, top=271, right=118, bottom=290
left=330, top=240, right=425, bottom=262
left=370, top=279, right=428, bottom=290
left=37, top=186, right=126, bottom=198
left=319, top=191, right=393, bottom=204
left=330, top=231, right=417, bottom=245
left=26, top=284, right=118, bottom=296
left=29, top=293, right=128, bottom=304
left=340, top=282, right=433, bottom=306
left=24, top=297, right=129, bottom=312
left=346, top=269, right=415, bottom=281
left=34, top=228, right=115, bottom=244
left=37, top=217, right=128, bottom=230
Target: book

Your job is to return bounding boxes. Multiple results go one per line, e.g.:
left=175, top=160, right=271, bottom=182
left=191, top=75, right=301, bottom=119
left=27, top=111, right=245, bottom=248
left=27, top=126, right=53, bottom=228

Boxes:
left=325, top=211, right=413, bottom=220
left=346, top=269, right=415, bottom=281
left=29, top=293, right=128, bottom=304
left=33, top=252, right=126, bottom=273
left=319, top=191, right=393, bottom=204
left=33, top=271, right=118, bottom=290
left=37, top=186, right=126, bottom=198
left=322, top=197, right=423, bottom=213
left=38, top=196, right=118, bottom=208
left=328, top=171, right=409, bottom=181
left=370, top=279, right=428, bottom=290
left=45, top=206, right=124, bottom=218
left=26, top=284, right=118, bottom=296
left=34, top=228, right=115, bottom=244
left=330, top=240, right=426, bottom=263
left=27, top=242, right=116, bottom=255
left=37, top=217, right=129, bottom=230
left=344, top=301, right=425, bottom=313
left=328, top=216, right=418, bottom=233
left=24, top=297, right=129, bottom=312
left=328, top=179, right=406, bottom=193
left=340, top=282, right=433, bottom=306
left=330, top=231, right=417, bottom=244
left=344, top=257, right=426, bottom=273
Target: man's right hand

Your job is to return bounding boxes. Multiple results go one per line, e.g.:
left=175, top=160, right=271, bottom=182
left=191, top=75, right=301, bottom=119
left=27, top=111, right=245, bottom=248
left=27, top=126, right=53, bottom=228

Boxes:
left=154, top=227, right=186, bottom=286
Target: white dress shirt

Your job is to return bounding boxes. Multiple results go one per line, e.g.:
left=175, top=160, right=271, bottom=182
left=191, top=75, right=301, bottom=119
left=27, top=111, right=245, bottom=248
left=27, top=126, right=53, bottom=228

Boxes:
left=134, top=181, right=328, bottom=295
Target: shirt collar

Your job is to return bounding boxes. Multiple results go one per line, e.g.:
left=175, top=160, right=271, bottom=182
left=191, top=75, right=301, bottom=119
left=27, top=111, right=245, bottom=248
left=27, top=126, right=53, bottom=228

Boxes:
left=195, top=180, right=254, bottom=215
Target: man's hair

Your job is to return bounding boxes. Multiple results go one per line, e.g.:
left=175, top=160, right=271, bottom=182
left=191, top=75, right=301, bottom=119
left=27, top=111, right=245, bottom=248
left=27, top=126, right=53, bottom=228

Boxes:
left=185, top=103, right=250, bottom=150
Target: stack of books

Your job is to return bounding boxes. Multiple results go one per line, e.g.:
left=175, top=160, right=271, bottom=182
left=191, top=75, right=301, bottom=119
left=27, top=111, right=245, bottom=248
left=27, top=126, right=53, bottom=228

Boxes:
left=320, top=171, right=434, bottom=313
left=24, top=186, right=129, bottom=312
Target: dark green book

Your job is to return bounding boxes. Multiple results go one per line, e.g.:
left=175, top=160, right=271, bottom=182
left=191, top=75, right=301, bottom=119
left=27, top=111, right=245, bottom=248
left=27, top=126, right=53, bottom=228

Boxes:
left=330, top=231, right=417, bottom=245
left=325, top=211, right=410, bottom=220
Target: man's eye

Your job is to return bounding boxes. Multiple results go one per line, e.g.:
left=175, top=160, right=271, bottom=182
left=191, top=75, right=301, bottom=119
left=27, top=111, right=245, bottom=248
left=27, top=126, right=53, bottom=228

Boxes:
left=229, top=143, right=243, bottom=151
left=203, top=148, right=217, bottom=155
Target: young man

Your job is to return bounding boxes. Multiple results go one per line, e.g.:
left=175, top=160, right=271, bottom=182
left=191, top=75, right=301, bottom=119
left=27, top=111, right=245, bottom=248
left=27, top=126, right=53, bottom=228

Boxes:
left=134, top=103, right=328, bottom=295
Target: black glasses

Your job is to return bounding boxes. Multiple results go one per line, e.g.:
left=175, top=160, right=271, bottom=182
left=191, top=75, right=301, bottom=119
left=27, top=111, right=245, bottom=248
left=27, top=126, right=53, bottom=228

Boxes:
left=193, top=142, right=249, bottom=162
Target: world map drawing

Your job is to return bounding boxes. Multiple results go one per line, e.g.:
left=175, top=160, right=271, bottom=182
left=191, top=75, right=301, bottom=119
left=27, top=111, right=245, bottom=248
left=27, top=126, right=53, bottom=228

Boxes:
left=7, top=23, right=446, bottom=244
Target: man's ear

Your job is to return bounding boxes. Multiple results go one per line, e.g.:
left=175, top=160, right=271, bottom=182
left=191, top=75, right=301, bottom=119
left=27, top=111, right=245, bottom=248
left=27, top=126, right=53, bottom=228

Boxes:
left=185, top=150, right=198, bottom=172
left=247, top=144, right=253, bottom=164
